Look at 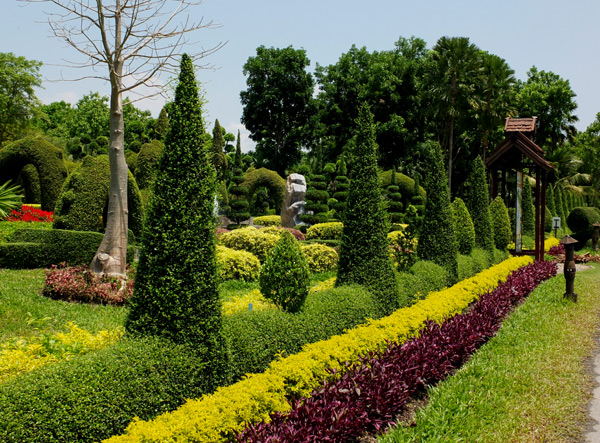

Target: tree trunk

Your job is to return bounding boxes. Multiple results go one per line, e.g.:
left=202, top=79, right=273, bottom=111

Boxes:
left=90, top=8, right=128, bottom=277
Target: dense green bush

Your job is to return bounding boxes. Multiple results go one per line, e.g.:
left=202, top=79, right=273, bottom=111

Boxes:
left=470, top=247, right=492, bottom=274
left=53, top=155, right=144, bottom=237
left=418, top=142, right=457, bottom=283
left=0, top=136, right=68, bottom=211
left=379, top=169, right=426, bottom=208
left=241, top=168, right=286, bottom=214
left=216, top=245, right=261, bottom=282
left=489, top=196, right=512, bottom=250
left=546, top=185, right=556, bottom=216
left=545, top=206, right=553, bottom=232
left=0, top=337, right=212, bottom=443
left=219, top=226, right=280, bottom=262
left=126, top=54, right=228, bottom=387
left=566, top=206, right=600, bottom=245
left=336, top=104, right=399, bottom=316
left=18, top=163, right=41, bottom=204
left=451, top=197, right=475, bottom=255
left=0, top=228, right=135, bottom=268
left=467, top=156, right=495, bottom=254
left=300, top=243, right=339, bottom=273
left=522, top=177, right=535, bottom=236
left=224, top=284, right=377, bottom=380
left=305, top=221, right=344, bottom=240
left=259, top=231, right=310, bottom=313
left=253, top=215, right=281, bottom=226
left=386, top=166, right=404, bottom=223
left=134, top=140, right=163, bottom=189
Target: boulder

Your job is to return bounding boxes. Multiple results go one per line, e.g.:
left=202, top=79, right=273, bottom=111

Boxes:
left=281, top=173, right=307, bottom=227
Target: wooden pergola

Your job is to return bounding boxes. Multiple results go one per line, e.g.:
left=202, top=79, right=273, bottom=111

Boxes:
left=485, top=118, right=554, bottom=262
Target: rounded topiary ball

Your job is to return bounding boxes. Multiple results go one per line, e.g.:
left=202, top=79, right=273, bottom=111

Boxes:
left=259, top=230, right=310, bottom=313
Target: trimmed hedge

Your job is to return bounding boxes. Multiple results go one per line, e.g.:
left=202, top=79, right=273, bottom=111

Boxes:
left=253, top=215, right=281, bottom=227
left=223, top=285, right=377, bottom=382
left=53, top=155, right=144, bottom=237
left=0, top=136, right=68, bottom=211
left=305, top=221, right=344, bottom=240
left=0, top=337, right=211, bottom=443
left=241, top=168, right=286, bottom=214
left=0, top=228, right=136, bottom=268
left=566, top=206, right=600, bottom=245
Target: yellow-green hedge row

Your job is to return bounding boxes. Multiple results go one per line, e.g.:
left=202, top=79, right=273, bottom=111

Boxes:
left=252, top=215, right=281, bottom=227
left=105, top=255, right=531, bottom=443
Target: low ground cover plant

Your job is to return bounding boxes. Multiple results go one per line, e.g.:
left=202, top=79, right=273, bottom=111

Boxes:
left=237, top=260, right=556, bottom=441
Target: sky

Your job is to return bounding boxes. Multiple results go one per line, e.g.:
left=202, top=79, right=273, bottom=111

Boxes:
left=2, top=0, right=600, bottom=152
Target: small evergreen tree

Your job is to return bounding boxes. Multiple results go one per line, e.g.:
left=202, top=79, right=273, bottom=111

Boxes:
left=154, top=106, right=169, bottom=141
left=467, top=156, right=495, bottom=253
left=522, top=177, right=535, bottom=236
left=451, top=197, right=475, bottom=255
left=126, top=54, right=227, bottom=385
left=489, top=196, right=512, bottom=250
left=211, top=119, right=228, bottom=181
left=546, top=184, right=556, bottom=216
left=331, top=155, right=349, bottom=219
left=418, top=142, right=458, bottom=283
left=336, top=104, right=399, bottom=315
left=259, top=230, right=310, bottom=313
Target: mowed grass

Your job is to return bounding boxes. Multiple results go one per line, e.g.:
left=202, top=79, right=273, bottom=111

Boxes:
left=380, top=263, right=600, bottom=443
left=0, top=268, right=128, bottom=341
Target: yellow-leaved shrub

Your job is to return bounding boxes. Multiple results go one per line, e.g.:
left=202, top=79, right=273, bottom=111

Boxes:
left=300, top=243, right=338, bottom=273
left=221, top=289, right=275, bottom=315
left=0, top=323, right=123, bottom=382
left=305, top=222, right=343, bottom=240
left=105, top=256, right=531, bottom=443
left=252, top=215, right=281, bottom=227
left=219, top=227, right=280, bottom=262
left=216, top=245, right=261, bottom=282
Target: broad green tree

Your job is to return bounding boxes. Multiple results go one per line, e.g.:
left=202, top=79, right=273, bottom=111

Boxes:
left=336, top=103, right=399, bottom=316
left=425, top=36, right=482, bottom=193
left=240, top=45, right=315, bottom=176
left=127, top=54, right=227, bottom=383
left=0, top=52, right=42, bottom=145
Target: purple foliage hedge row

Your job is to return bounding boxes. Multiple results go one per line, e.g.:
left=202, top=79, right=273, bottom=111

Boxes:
left=237, top=260, right=557, bottom=442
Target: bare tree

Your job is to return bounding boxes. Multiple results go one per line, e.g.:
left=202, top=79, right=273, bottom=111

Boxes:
left=21, top=0, right=224, bottom=277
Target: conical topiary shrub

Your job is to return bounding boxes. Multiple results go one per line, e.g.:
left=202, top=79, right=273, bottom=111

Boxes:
left=522, top=177, right=535, bottom=237
left=489, top=196, right=512, bottom=250
left=418, top=142, right=458, bottom=283
left=451, top=197, right=475, bottom=255
left=336, top=103, right=399, bottom=316
left=467, top=156, right=494, bottom=254
left=259, top=230, right=310, bottom=313
left=126, top=54, right=228, bottom=387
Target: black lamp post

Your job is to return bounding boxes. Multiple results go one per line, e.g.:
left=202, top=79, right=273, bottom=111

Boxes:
left=593, top=221, right=600, bottom=252
left=560, top=235, right=578, bottom=302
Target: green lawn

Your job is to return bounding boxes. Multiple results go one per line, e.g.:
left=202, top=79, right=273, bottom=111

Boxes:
left=380, top=263, right=600, bottom=442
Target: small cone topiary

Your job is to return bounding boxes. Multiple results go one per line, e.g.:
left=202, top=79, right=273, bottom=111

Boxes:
left=489, top=196, right=512, bottom=250
left=467, top=156, right=495, bottom=254
left=451, top=197, right=475, bottom=255
left=259, top=230, right=310, bottom=313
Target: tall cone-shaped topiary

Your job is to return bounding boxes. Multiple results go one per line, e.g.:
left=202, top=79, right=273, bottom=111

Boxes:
left=467, top=156, right=495, bottom=254
left=555, top=185, right=567, bottom=232
left=522, top=177, right=535, bottom=236
left=451, top=197, right=475, bottom=255
left=418, top=142, right=458, bottom=283
left=336, top=104, right=398, bottom=316
left=126, top=54, right=228, bottom=385
left=546, top=184, right=556, bottom=216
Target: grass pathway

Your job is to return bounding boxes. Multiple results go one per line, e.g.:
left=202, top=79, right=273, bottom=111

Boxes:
left=380, top=263, right=600, bottom=442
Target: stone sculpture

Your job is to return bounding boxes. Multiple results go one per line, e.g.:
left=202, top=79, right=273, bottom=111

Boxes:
left=281, top=173, right=307, bottom=228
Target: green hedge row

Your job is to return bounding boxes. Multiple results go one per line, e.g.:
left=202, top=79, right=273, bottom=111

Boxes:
left=0, top=229, right=136, bottom=268
left=0, top=337, right=211, bottom=443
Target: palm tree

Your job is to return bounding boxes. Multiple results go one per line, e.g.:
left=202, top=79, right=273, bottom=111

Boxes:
left=426, top=36, right=483, bottom=193
left=0, top=181, right=22, bottom=218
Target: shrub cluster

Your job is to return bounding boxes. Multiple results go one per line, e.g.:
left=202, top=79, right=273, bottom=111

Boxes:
left=257, top=225, right=305, bottom=241
left=42, top=263, right=134, bottom=305
left=300, top=243, right=339, bottom=273
left=305, top=221, right=343, bottom=240
left=105, top=256, right=531, bottom=443
left=216, top=245, right=261, bottom=282
left=387, top=229, right=417, bottom=272
left=219, top=226, right=280, bottom=262
left=237, top=261, right=556, bottom=441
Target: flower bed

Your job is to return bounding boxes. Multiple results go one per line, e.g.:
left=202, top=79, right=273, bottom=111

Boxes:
left=237, top=260, right=556, bottom=441
left=104, top=256, right=531, bottom=443
left=6, top=205, right=53, bottom=223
